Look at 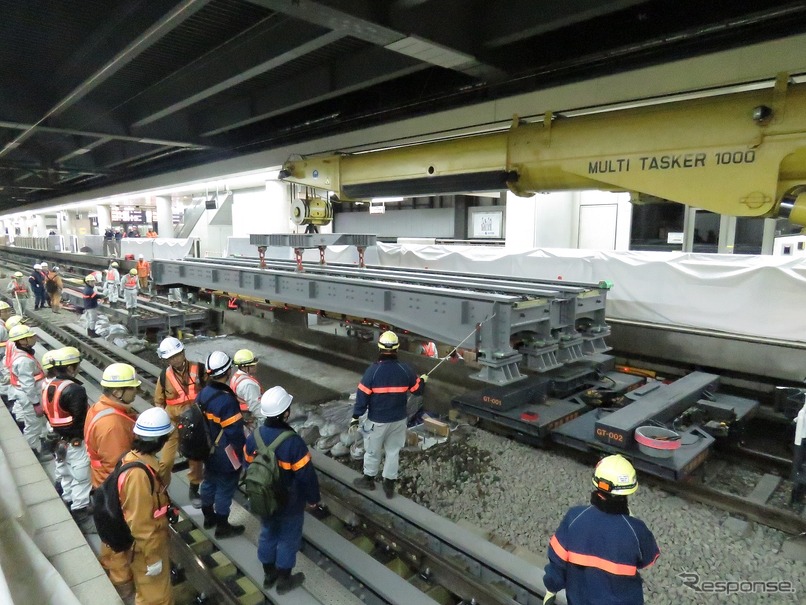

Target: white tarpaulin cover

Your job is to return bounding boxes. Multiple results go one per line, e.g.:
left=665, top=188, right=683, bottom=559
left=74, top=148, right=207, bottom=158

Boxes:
left=122, top=237, right=196, bottom=260
left=377, top=243, right=806, bottom=343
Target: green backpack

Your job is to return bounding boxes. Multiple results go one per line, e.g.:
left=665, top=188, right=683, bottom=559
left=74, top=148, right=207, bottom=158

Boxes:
left=243, top=430, right=295, bottom=518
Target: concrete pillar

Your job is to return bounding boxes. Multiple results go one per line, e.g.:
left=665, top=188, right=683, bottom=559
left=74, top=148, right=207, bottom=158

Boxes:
left=96, top=205, right=112, bottom=232
left=60, top=210, right=75, bottom=235
left=34, top=214, right=46, bottom=236
left=156, top=196, right=174, bottom=237
left=266, top=180, right=292, bottom=233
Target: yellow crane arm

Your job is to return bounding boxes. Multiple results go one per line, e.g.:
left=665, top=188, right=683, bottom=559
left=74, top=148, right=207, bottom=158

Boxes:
left=281, top=77, right=806, bottom=225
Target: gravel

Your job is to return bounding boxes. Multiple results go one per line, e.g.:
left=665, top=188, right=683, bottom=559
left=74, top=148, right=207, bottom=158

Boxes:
left=395, top=427, right=806, bottom=604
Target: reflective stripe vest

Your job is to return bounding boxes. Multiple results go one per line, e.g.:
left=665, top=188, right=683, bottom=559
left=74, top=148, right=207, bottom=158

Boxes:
left=42, top=378, right=73, bottom=427
left=165, top=365, right=200, bottom=406
left=9, top=349, right=45, bottom=387
left=124, top=275, right=138, bottom=289
left=229, top=371, right=259, bottom=412
left=4, top=340, right=15, bottom=372
left=11, top=280, right=27, bottom=294
left=421, top=341, right=438, bottom=357
left=85, top=406, right=134, bottom=468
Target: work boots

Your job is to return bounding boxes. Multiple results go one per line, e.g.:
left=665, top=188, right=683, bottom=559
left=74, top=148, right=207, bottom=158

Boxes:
left=33, top=448, right=53, bottom=462
left=87, top=328, right=99, bottom=338
left=383, top=478, right=396, bottom=499
left=353, top=474, right=376, bottom=490
left=189, top=483, right=202, bottom=508
left=262, top=563, right=279, bottom=589
left=201, top=505, right=217, bottom=529
left=72, top=507, right=97, bottom=534
left=275, top=568, right=305, bottom=595
left=214, top=516, right=245, bottom=539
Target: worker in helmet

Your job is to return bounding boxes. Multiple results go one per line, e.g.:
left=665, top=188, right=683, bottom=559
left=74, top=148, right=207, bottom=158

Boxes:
left=29, top=263, right=46, bottom=310
left=244, top=386, right=321, bottom=594
left=7, top=270, right=29, bottom=315
left=85, top=363, right=141, bottom=599
left=420, top=340, right=438, bottom=358
left=43, top=347, right=93, bottom=529
left=83, top=274, right=104, bottom=337
left=0, top=320, right=9, bottom=411
left=123, top=268, right=139, bottom=313
left=39, top=262, right=50, bottom=307
left=118, top=407, right=175, bottom=605
left=198, top=351, right=245, bottom=538
left=0, top=300, right=12, bottom=321
left=154, top=336, right=205, bottom=504
left=45, top=265, right=63, bottom=313
left=350, top=330, right=425, bottom=498
left=7, top=323, right=51, bottom=461
left=105, top=260, right=121, bottom=305
left=136, top=254, right=151, bottom=291
left=2, top=315, right=23, bottom=414
left=230, top=349, right=262, bottom=428
left=542, top=454, right=660, bottom=605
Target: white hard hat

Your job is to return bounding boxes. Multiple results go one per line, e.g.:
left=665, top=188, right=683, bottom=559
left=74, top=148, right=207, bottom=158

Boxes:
left=33, top=263, right=41, bottom=270
left=260, top=386, right=293, bottom=417
left=138, top=254, right=144, bottom=259
left=40, top=262, right=48, bottom=267
left=134, top=407, right=174, bottom=438
left=206, top=351, right=232, bottom=378
left=157, top=336, right=184, bottom=359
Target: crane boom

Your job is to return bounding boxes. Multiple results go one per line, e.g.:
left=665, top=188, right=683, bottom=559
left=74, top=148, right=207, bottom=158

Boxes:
left=281, top=77, right=806, bottom=225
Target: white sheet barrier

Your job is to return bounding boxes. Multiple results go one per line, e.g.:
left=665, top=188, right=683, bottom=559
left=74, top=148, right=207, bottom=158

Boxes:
left=377, top=243, right=806, bottom=344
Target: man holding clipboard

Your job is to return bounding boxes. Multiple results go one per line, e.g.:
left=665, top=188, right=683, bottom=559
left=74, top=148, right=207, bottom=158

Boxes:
left=198, top=351, right=246, bottom=538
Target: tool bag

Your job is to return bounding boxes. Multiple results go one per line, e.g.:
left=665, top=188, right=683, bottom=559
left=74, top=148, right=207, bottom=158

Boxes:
left=241, top=430, right=294, bottom=518
left=93, top=460, right=154, bottom=552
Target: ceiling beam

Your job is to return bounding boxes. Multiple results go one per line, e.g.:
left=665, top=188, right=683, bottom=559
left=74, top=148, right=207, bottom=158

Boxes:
left=0, top=0, right=214, bottom=160
left=131, top=26, right=344, bottom=128
left=0, top=120, right=206, bottom=149
left=198, top=46, right=426, bottom=136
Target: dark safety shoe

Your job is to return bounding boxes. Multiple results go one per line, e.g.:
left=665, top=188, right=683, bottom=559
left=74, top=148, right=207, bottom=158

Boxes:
left=214, top=517, right=245, bottom=539
left=72, top=507, right=97, bottom=534
left=189, top=483, right=202, bottom=509
left=262, top=564, right=278, bottom=589
left=87, top=329, right=99, bottom=338
left=33, top=448, right=53, bottom=462
left=201, top=505, right=217, bottom=529
left=383, top=478, right=396, bottom=499
left=353, top=474, right=376, bottom=491
left=276, top=569, right=305, bottom=595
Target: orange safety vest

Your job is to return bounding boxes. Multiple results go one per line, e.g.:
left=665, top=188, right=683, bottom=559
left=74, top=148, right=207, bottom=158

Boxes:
left=4, top=340, right=15, bottom=371
left=42, top=378, right=73, bottom=427
left=12, top=281, right=27, bottom=294
left=9, top=349, right=45, bottom=387
left=136, top=260, right=150, bottom=277
left=421, top=342, right=438, bottom=357
left=85, top=405, right=135, bottom=469
left=124, top=275, right=138, bottom=289
left=164, top=365, right=200, bottom=406
left=229, top=371, right=259, bottom=412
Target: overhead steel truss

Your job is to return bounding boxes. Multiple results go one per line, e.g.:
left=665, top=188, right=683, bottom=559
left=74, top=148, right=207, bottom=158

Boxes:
left=153, top=256, right=611, bottom=385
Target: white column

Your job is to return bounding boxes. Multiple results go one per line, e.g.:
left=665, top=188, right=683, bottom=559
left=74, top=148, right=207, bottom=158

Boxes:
left=156, top=196, right=174, bottom=237
left=96, top=205, right=112, bottom=232
left=266, top=180, right=292, bottom=233
left=34, top=214, right=47, bottom=236
left=60, top=211, right=75, bottom=235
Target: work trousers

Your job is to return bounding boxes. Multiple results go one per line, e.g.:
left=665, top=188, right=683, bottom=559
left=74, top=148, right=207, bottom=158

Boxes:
left=106, top=282, right=119, bottom=303
left=85, top=307, right=98, bottom=330
left=362, top=418, right=406, bottom=480
left=158, top=404, right=203, bottom=485
left=258, top=512, right=304, bottom=570
left=101, top=543, right=133, bottom=586
left=131, top=537, right=174, bottom=605
left=138, top=276, right=149, bottom=290
left=57, top=441, right=91, bottom=510
left=50, top=291, right=62, bottom=312
left=34, top=288, right=46, bottom=309
left=11, top=295, right=26, bottom=316
left=124, top=289, right=138, bottom=310
left=114, top=240, right=122, bottom=257
left=19, top=402, right=48, bottom=450
left=103, top=240, right=113, bottom=256
left=200, top=469, right=239, bottom=518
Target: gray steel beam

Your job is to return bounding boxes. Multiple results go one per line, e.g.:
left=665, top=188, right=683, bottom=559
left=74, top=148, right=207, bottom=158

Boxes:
left=0, top=0, right=213, bottom=160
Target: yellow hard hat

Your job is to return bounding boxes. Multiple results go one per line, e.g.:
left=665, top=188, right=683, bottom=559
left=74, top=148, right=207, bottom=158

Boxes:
left=41, top=350, right=56, bottom=371
left=13, top=271, right=23, bottom=278
left=5, top=315, right=24, bottom=329
left=0, top=301, right=10, bottom=310
left=129, top=268, right=137, bottom=275
left=51, top=346, right=81, bottom=368
left=101, top=363, right=141, bottom=389
left=8, top=324, right=35, bottom=342
left=592, top=454, right=638, bottom=496
left=233, top=349, right=257, bottom=367
left=85, top=274, right=96, bottom=283
left=378, top=330, right=399, bottom=350
left=111, top=262, right=119, bottom=268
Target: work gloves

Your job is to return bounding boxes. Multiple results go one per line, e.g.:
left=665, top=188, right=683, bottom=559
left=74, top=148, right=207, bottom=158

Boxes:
left=348, top=417, right=360, bottom=436
left=420, top=374, right=429, bottom=383
left=543, top=592, right=556, bottom=605
left=145, top=560, right=163, bottom=577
